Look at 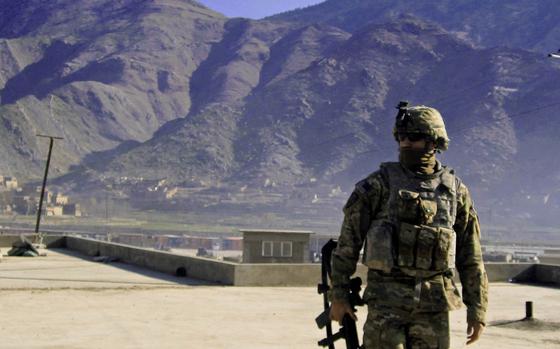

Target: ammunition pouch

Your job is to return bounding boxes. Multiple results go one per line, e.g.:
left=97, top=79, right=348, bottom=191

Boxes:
left=363, top=221, right=456, bottom=276
left=363, top=220, right=394, bottom=273
left=363, top=162, right=459, bottom=277
left=397, top=223, right=456, bottom=273
left=397, top=189, right=437, bottom=225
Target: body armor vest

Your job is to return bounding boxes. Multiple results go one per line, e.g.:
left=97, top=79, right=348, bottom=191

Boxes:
left=363, top=162, right=458, bottom=278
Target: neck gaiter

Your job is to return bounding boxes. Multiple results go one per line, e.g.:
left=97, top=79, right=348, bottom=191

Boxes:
left=399, top=148, right=437, bottom=175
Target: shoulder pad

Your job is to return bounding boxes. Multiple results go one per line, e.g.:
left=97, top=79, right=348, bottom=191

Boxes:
left=355, top=167, right=387, bottom=194
left=355, top=178, right=373, bottom=195
left=344, top=175, right=378, bottom=211
left=378, top=162, right=399, bottom=188
left=379, top=162, right=400, bottom=172
left=343, top=192, right=360, bottom=210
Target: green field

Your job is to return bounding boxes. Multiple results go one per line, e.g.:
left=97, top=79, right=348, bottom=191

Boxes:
left=0, top=210, right=341, bottom=237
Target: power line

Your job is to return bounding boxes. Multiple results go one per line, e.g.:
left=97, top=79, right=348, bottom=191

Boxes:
left=507, top=101, right=560, bottom=118
left=424, top=77, right=496, bottom=106
left=302, top=74, right=501, bottom=151
left=302, top=99, right=560, bottom=162
left=301, top=49, right=559, bottom=154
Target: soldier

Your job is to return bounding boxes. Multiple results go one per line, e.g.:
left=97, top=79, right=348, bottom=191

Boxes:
left=329, top=102, right=488, bottom=348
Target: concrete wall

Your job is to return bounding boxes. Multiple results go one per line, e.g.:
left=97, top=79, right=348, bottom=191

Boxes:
left=232, top=263, right=560, bottom=287
left=2, top=234, right=559, bottom=287
left=56, top=239, right=560, bottom=287
left=65, top=236, right=236, bottom=285
left=62, top=236, right=316, bottom=286
left=534, top=264, right=560, bottom=285
left=540, top=255, right=560, bottom=265
left=484, top=263, right=536, bottom=283
left=234, top=264, right=321, bottom=286
left=0, top=234, right=65, bottom=248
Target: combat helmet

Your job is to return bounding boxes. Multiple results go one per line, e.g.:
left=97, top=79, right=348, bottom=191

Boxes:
left=392, top=101, right=450, bottom=151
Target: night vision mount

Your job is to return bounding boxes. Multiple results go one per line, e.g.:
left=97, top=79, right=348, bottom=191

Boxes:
left=395, top=100, right=411, bottom=128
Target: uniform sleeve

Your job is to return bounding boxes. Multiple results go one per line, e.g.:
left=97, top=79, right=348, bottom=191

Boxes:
left=453, top=182, right=489, bottom=324
left=330, top=174, right=384, bottom=302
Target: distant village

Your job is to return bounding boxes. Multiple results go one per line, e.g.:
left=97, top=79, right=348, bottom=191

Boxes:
left=0, top=176, right=81, bottom=217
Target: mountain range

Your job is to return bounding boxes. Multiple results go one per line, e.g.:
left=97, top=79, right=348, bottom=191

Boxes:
left=1, top=0, right=559, bottom=228
left=272, top=0, right=560, bottom=53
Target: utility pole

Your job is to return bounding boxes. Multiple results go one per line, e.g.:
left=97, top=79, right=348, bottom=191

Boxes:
left=105, top=185, right=112, bottom=242
left=34, top=134, right=63, bottom=247
left=105, top=191, right=109, bottom=225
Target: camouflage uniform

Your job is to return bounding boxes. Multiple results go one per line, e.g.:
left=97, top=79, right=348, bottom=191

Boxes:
left=331, top=105, right=488, bottom=349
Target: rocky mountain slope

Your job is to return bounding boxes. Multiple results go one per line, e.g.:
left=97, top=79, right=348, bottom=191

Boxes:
left=76, top=16, right=560, bottom=225
left=0, top=0, right=226, bottom=176
left=1, top=0, right=559, bottom=227
left=271, top=0, right=560, bottom=53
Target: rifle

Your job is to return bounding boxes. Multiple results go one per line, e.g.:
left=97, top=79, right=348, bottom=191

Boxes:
left=315, top=239, right=365, bottom=349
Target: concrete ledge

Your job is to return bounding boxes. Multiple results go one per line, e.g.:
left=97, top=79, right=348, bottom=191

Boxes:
left=2, top=234, right=559, bottom=287
left=540, top=255, right=560, bottom=265
left=0, top=234, right=65, bottom=248
left=229, top=262, right=557, bottom=287
left=65, top=236, right=236, bottom=285
left=484, top=262, right=536, bottom=283
left=534, top=264, right=560, bottom=285
left=234, top=263, right=321, bottom=286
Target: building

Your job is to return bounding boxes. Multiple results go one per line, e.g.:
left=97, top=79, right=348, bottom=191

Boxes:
left=55, top=194, right=69, bottom=205
left=12, top=195, right=37, bottom=215
left=541, top=248, right=560, bottom=265
left=46, top=206, right=63, bottom=216
left=483, top=251, right=513, bottom=263
left=241, top=229, right=313, bottom=263
left=62, top=203, right=81, bottom=217
left=2, top=176, right=18, bottom=190
left=165, top=187, right=178, bottom=199
left=112, top=233, right=153, bottom=247
left=222, top=237, right=243, bottom=250
left=0, top=191, right=14, bottom=213
left=183, top=236, right=219, bottom=250
left=0, top=176, right=19, bottom=191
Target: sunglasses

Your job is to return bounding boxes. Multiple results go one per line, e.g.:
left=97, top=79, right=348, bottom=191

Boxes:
left=397, top=133, right=427, bottom=142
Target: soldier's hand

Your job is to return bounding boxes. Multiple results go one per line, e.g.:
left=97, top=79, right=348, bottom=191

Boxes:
left=466, top=320, right=484, bottom=345
left=329, top=299, right=357, bottom=325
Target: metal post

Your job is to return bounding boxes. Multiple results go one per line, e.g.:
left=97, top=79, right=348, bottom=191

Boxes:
left=105, top=188, right=111, bottom=242
left=34, top=134, right=63, bottom=246
left=525, top=301, right=533, bottom=320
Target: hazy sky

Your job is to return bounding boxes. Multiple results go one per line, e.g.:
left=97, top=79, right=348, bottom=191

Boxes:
left=198, top=0, right=325, bottom=19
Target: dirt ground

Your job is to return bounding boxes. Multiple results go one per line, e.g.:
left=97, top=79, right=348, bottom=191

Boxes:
left=0, top=250, right=559, bottom=348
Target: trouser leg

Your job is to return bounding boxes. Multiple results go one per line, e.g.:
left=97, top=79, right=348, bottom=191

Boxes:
left=408, top=311, right=450, bottom=349
left=363, top=304, right=450, bottom=349
left=363, top=305, right=406, bottom=349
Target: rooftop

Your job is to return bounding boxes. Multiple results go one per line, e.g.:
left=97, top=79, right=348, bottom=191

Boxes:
left=1, top=248, right=559, bottom=348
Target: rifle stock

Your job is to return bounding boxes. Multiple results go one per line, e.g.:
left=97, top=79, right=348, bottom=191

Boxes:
left=316, top=239, right=364, bottom=349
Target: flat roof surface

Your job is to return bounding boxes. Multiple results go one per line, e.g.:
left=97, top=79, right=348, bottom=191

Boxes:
left=1, top=249, right=559, bottom=349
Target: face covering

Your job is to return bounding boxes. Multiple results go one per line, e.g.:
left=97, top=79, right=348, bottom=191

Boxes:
left=399, top=147, right=437, bottom=174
